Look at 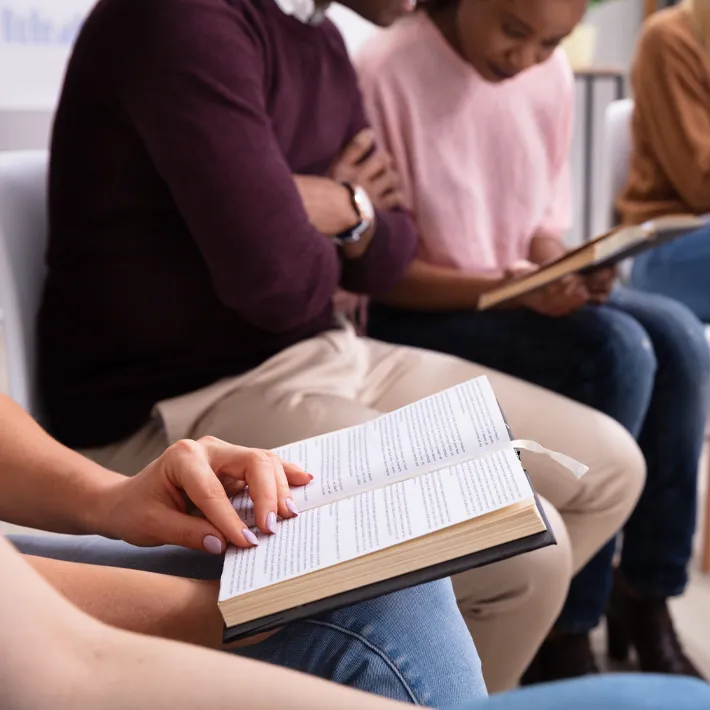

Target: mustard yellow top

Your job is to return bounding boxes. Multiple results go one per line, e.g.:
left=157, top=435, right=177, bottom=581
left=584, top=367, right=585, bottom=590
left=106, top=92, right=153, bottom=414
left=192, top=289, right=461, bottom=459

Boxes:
left=618, top=5, right=710, bottom=225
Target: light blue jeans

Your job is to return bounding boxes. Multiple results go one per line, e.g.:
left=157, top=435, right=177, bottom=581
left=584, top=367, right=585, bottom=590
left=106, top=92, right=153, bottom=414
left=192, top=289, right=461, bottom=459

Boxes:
left=11, top=536, right=710, bottom=709
left=11, top=534, right=486, bottom=706
left=459, top=675, right=710, bottom=709
left=631, top=223, right=710, bottom=323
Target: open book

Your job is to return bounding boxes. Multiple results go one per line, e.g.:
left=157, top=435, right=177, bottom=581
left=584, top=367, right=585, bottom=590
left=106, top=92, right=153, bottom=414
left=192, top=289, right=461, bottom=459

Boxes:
left=219, top=376, right=555, bottom=641
left=478, top=214, right=706, bottom=311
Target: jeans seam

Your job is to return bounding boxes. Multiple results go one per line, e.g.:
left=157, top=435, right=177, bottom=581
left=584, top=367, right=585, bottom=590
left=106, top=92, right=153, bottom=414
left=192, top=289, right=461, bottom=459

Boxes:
left=302, top=618, right=421, bottom=705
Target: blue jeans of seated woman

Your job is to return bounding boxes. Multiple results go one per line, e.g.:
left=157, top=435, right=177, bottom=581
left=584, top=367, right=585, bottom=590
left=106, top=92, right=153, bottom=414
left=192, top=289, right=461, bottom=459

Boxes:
left=10, top=534, right=486, bottom=706
left=368, top=286, right=710, bottom=633
left=631, top=223, right=710, bottom=322
left=459, top=675, right=710, bottom=709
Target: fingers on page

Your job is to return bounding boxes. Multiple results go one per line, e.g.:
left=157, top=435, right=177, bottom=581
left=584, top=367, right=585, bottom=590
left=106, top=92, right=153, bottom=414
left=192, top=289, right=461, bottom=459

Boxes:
left=172, top=438, right=256, bottom=548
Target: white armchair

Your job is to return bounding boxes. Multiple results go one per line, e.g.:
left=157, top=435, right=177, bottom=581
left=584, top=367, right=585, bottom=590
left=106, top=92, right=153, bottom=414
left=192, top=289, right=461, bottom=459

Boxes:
left=0, top=150, right=49, bottom=421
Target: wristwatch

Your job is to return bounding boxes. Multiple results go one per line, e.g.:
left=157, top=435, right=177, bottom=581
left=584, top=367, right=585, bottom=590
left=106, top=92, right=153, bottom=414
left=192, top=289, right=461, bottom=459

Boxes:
left=334, top=183, right=375, bottom=246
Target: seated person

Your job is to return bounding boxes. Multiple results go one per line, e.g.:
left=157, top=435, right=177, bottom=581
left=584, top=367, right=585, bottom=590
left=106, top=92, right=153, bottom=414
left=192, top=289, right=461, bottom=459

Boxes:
left=1, top=392, right=486, bottom=704
left=619, top=0, right=710, bottom=322
left=39, top=0, right=642, bottom=691
left=5, top=534, right=710, bottom=710
left=356, top=0, right=708, bottom=682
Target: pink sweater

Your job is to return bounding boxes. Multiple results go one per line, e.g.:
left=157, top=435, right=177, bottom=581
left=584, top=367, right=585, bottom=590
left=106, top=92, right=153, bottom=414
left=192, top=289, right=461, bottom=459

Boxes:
left=356, top=13, right=574, bottom=274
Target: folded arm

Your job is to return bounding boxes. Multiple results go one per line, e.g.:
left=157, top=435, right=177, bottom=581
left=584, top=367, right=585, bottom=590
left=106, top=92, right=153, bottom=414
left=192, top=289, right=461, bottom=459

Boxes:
left=117, top=2, right=415, bottom=318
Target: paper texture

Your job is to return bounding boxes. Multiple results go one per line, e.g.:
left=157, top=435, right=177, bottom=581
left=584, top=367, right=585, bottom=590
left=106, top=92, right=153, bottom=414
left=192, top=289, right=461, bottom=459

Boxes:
left=220, top=447, right=531, bottom=600
left=232, top=376, right=510, bottom=527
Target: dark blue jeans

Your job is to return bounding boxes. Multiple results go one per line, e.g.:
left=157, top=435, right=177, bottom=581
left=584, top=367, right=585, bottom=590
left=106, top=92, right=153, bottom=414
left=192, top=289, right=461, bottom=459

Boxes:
left=368, top=286, right=710, bottom=633
left=631, top=223, right=710, bottom=322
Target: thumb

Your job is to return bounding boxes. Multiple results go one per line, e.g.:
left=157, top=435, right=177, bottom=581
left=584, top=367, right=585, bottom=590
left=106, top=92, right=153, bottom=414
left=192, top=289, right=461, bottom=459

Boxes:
left=151, top=507, right=228, bottom=555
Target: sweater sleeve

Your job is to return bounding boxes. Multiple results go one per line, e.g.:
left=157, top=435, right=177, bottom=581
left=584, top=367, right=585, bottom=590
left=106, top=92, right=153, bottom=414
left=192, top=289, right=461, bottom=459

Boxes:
left=113, top=0, right=341, bottom=334
left=632, top=22, right=710, bottom=212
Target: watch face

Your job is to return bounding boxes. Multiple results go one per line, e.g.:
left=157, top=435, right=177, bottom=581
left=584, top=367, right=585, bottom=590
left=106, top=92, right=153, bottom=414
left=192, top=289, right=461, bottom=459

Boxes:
left=353, top=186, right=375, bottom=222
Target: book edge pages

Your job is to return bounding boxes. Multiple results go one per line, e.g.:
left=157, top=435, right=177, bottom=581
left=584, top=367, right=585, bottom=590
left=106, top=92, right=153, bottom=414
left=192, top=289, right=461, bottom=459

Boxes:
left=477, top=247, right=591, bottom=310
left=478, top=213, right=705, bottom=311
left=219, top=498, right=542, bottom=629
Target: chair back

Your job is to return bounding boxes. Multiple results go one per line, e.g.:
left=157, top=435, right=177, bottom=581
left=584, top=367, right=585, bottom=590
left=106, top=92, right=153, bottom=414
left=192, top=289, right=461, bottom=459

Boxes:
left=0, top=151, right=50, bottom=418
left=600, top=98, right=635, bottom=230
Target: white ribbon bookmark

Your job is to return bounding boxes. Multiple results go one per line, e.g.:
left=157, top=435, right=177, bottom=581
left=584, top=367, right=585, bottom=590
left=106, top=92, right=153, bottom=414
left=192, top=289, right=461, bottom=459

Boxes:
left=510, top=439, right=589, bottom=480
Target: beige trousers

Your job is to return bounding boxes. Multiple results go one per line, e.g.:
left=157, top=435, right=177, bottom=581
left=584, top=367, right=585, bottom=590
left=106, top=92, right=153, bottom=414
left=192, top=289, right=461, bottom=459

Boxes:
left=85, top=328, right=645, bottom=692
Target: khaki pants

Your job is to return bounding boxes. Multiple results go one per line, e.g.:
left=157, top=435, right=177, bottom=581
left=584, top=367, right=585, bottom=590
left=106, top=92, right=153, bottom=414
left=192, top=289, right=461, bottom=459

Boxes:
left=85, top=328, right=645, bottom=692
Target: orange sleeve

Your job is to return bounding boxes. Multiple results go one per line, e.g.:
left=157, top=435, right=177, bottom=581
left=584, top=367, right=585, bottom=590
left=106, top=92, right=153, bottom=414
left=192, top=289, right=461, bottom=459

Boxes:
left=632, top=23, right=710, bottom=211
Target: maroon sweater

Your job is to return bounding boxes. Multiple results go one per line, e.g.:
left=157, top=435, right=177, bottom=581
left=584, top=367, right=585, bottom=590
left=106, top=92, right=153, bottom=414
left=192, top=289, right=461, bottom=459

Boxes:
left=39, top=0, right=417, bottom=448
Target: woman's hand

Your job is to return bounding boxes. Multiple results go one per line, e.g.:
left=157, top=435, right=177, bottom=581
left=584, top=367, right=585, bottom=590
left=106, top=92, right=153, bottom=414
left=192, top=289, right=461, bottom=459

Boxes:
left=330, top=129, right=405, bottom=211
left=585, top=265, right=617, bottom=304
left=92, top=437, right=313, bottom=554
left=504, top=262, right=589, bottom=317
left=518, top=275, right=589, bottom=317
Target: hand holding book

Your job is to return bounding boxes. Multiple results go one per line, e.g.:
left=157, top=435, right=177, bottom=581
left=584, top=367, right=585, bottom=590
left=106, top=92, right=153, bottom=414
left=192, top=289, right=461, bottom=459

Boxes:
left=93, top=438, right=312, bottom=553
left=478, top=215, right=706, bottom=311
left=501, top=260, right=589, bottom=316
left=219, top=376, right=587, bottom=640
left=585, top=265, right=617, bottom=305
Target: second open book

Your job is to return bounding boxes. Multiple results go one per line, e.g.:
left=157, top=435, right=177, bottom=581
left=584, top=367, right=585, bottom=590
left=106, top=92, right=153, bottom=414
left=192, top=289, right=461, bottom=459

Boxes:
left=478, top=214, right=706, bottom=310
left=220, top=376, right=560, bottom=641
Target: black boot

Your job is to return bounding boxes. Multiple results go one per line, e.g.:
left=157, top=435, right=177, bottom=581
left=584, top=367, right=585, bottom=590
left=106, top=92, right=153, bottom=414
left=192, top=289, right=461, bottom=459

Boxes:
left=606, top=571, right=704, bottom=678
left=521, top=632, right=599, bottom=685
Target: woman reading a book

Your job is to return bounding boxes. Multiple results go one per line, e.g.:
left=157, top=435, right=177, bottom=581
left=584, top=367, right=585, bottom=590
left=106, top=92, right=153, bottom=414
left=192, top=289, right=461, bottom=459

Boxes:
left=357, top=0, right=710, bottom=683
left=618, top=0, right=710, bottom=322
left=0, top=392, right=488, bottom=705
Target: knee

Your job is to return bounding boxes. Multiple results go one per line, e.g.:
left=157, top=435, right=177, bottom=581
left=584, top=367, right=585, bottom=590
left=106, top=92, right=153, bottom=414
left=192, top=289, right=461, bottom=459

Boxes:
left=590, top=310, right=658, bottom=392
left=326, top=578, right=488, bottom=705
left=455, top=500, right=572, bottom=634
left=659, top=301, right=710, bottom=392
left=590, top=416, right=646, bottom=517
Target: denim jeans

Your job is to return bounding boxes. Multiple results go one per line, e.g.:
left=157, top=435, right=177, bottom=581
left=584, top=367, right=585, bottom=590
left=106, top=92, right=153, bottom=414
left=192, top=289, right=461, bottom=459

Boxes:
left=369, top=286, right=710, bottom=632
left=11, top=534, right=487, bottom=706
left=456, top=675, right=710, bottom=710
left=631, top=223, right=710, bottom=322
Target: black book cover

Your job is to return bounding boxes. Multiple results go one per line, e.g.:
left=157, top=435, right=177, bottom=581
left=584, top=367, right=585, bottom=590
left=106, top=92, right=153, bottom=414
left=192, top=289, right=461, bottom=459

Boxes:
left=581, top=224, right=696, bottom=274
left=222, top=408, right=555, bottom=643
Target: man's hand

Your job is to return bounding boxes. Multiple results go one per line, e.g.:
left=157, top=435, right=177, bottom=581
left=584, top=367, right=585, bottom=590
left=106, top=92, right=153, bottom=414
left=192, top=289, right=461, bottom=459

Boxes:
left=294, top=174, right=361, bottom=236
left=330, top=129, right=404, bottom=211
left=585, top=265, right=617, bottom=304
left=92, top=437, right=314, bottom=553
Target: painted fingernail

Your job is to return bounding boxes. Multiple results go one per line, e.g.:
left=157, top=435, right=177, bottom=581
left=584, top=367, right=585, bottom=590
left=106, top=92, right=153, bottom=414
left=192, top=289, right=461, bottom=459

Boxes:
left=203, top=535, right=223, bottom=555
left=285, top=498, right=300, bottom=516
left=266, top=511, right=278, bottom=535
left=306, top=473, right=315, bottom=482
left=242, top=529, right=259, bottom=547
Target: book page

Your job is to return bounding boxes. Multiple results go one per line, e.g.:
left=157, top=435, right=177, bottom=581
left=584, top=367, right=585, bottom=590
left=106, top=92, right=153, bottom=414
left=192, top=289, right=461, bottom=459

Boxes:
left=220, top=447, right=532, bottom=601
left=231, top=376, right=512, bottom=527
